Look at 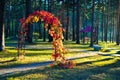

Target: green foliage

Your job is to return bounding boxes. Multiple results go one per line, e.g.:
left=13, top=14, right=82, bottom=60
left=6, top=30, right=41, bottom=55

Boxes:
left=33, top=32, right=39, bottom=41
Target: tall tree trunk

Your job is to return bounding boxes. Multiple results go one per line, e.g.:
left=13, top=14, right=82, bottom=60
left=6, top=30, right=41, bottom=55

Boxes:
left=48, top=0, right=53, bottom=42
left=104, top=0, right=108, bottom=42
left=101, top=0, right=104, bottom=42
left=6, top=17, right=10, bottom=38
left=15, top=20, right=18, bottom=37
left=96, top=0, right=100, bottom=44
left=72, top=0, right=75, bottom=41
left=76, top=0, right=80, bottom=44
left=90, top=0, right=94, bottom=47
left=38, top=0, right=42, bottom=39
left=112, top=11, right=115, bottom=42
left=0, top=0, right=5, bottom=51
left=116, top=0, right=120, bottom=45
left=109, top=2, right=112, bottom=42
left=43, top=0, right=46, bottom=41
left=61, top=1, right=65, bottom=41
left=112, top=16, right=114, bottom=43
left=11, top=19, right=14, bottom=36
left=26, top=0, right=33, bottom=43
left=5, top=1, right=10, bottom=38
left=82, top=0, right=86, bottom=44
left=65, top=0, right=69, bottom=40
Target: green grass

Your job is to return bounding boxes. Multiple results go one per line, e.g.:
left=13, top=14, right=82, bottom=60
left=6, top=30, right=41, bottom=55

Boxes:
left=1, top=55, right=120, bottom=80
left=0, top=40, right=120, bottom=68
left=0, top=40, right=120, bottom=80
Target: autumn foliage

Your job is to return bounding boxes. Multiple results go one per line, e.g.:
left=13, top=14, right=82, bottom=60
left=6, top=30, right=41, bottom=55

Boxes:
left=19, top=10, right=75, bottom=68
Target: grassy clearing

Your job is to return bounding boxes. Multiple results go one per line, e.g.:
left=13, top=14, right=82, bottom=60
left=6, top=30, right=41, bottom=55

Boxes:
left=0, top=40, right=120, bottom=68
left=0, top=55, right=120, bottom=80
left=0, top=40, right=120, bottom=80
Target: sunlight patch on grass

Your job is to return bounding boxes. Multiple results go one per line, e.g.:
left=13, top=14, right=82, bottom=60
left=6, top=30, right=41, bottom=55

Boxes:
left=21, top=55, right=52, bottom=63
left=6, top=49, right=17, bottom=53
left=26, top=50, right=52, bottom=54
left=91, top=59, right=117, bottom=67
left=1, top=40, right=120, bottom=69
left=75, top=55, right=114, bottom=64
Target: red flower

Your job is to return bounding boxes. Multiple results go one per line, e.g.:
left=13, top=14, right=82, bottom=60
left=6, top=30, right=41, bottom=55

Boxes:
left=51, top=17, right=59, bottom=27
left=19, top=18, right=25, bottom=25
left=52, top=53, right=59, bottom=59
left=49, top=63, right=53, bottom=67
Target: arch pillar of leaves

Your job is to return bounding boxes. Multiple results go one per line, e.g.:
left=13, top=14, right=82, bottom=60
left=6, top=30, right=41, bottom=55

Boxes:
left=18, top=10, right=75, bottom=68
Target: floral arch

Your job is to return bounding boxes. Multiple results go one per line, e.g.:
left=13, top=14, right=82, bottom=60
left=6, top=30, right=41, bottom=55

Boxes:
left=18, top=10, right=75, bottom=68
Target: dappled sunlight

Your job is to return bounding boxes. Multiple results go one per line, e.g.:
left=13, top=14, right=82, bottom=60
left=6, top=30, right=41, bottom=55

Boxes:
left=1, top=40, right=120, bottom=80
left=0, top=0, right=120, bottom=79
left=25, top=50, right=52, bottom=54
left=1, top=55, right=120, bottom=80
left=21, top=55, right=51, bottom=63
left=91, top=58, right=117, bottom=67
left=7, top=49, right=17, bottom=53
left=75, top=55, right=114, bottom=64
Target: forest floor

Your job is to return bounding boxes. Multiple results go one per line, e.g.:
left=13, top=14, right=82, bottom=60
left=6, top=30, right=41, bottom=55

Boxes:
left=0, top=41, right=120, bottom=80
left=0, top=47, right=120, bottom=77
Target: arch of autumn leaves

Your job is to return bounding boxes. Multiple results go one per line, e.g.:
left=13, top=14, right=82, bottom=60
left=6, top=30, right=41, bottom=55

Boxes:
left=18, top=10, right=75, bottom=68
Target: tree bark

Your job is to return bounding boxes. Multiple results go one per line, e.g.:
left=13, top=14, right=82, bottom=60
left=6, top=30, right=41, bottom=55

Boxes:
left=82, top=0, right=86, bottom=44
left=116, top=0, right=120, bottom=45
left=101, top=0, right=104, bottom=42
left=72, top=0, right=75, bottom=41
left=0, top=0, right=5, bottom=51
left=43, top=0, right=46, bottom=41
left=90, top=0, right=94, bottom=47
left=96, top=0, right=100, bottom=44
left=111, top=12, right=114, bottom=42
left=104, top=0, right=109, bottom=42
left=26, top=0, right=33, bottom=43
left=38, top=0, right=42, bottom=39
left=76, top=0, right=80, bottom=44
left=48, top=0, right=53, bottom=42
left=65, top=0, right=69, bottom=40
left=5, top=1, right=10, bottom=38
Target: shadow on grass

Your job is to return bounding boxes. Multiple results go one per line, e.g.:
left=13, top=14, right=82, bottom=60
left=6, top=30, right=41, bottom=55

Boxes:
left=1, top=59, right=120, bottom=80
left=99, top=53, right=112, bottom=56
left=26, top=48, right=52, bottom=51
left=67, top=46, right=90, bottom=49
left=76, top=57, right=114, bottom=66
left=25, top=52, right=51, bottom=56
left=25, top=41, right=52, bottom=45
left=0, top=59, right=16, bottom=64
left=116, top=51, right=120, bottom=54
